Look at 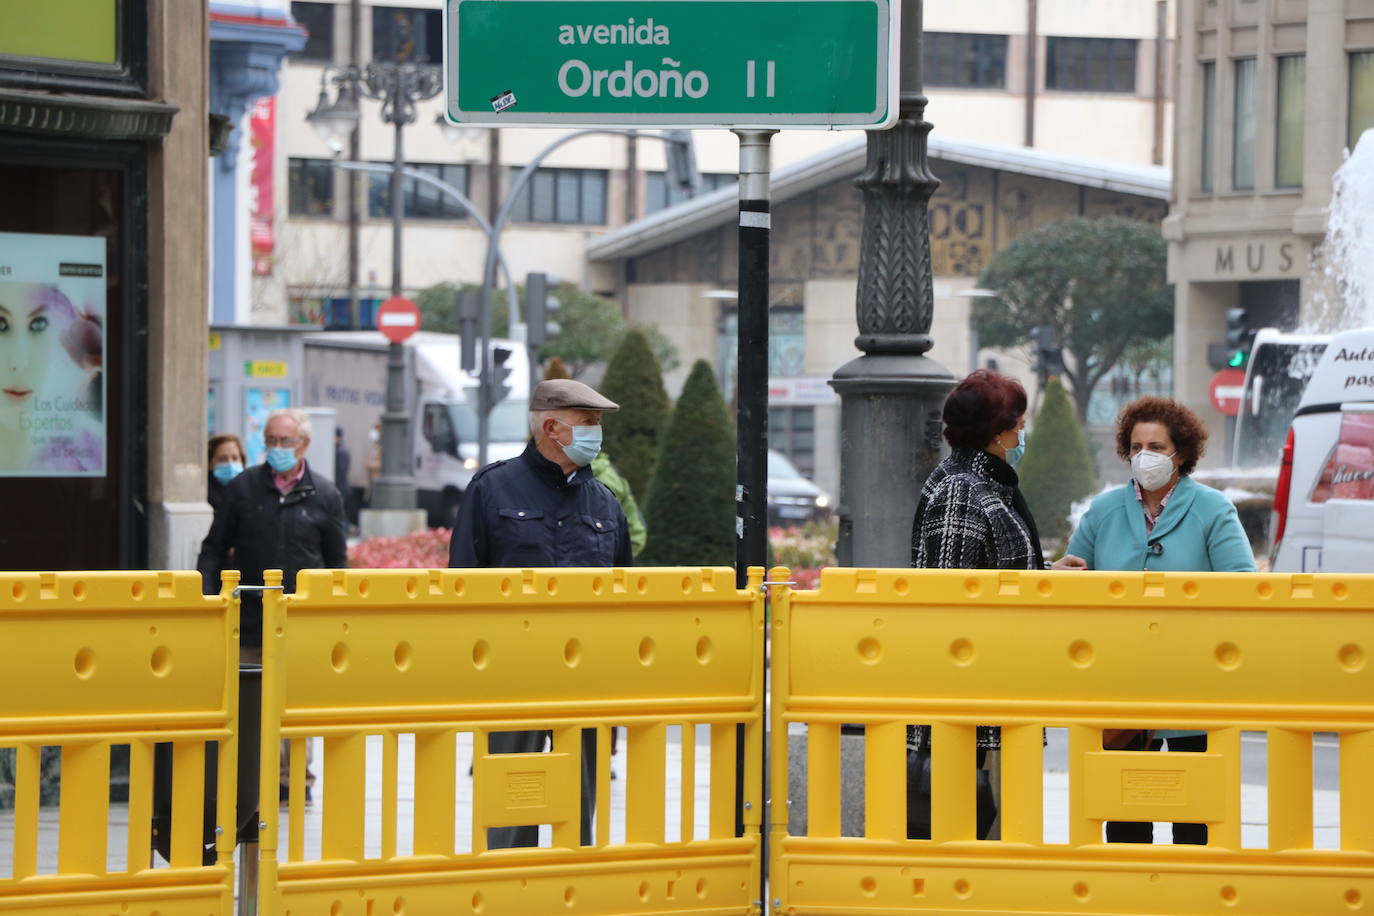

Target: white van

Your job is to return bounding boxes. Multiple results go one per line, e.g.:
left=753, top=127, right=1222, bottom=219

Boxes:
left=1267, top=327, right=1374, bottom=572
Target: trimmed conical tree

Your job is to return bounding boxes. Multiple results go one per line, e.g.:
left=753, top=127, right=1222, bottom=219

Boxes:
left=638, top=360, right=735, bottom=566
left=1018, top=377, right=1098, bottom=549
left=598, top=328, right=670, bottom=501
left=542, top=355, right=571, bottom=380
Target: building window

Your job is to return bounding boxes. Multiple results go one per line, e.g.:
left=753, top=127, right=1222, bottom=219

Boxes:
left=1233, top=58, right=1257, bottom=190
left=507, top=168, right=608, bottom=224
left=1200, top=61, right=1216, bottom=192
left=1275, top=55, right=1305, bottom=188
left=288, top=158, right=334, bottom=216
left=644, top=171, right=734, bottom=214
left=925, top=32, right=1008, bottom=89
left=291, top=2, right=333, bottom=62
left=367, top=163, right=471, bottom=219
left=1046, top=37, right=1137, bottom=93
left=769, top=407, right=817, bottom=480
left=770, top=306, right=806, bottom=377
left=1349, top=51, right=1374, bottom=150
left=372, top=6, right=442, bottom=63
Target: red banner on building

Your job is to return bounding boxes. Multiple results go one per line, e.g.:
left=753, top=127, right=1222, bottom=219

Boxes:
left=249, top=96, right=275, bottom=275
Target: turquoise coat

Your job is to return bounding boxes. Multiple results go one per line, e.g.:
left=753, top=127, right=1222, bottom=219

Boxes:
left=1066, top=475, right=1256, bottom=573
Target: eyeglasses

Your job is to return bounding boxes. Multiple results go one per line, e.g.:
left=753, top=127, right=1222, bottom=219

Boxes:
left=264, top=436, right=301, bottom=448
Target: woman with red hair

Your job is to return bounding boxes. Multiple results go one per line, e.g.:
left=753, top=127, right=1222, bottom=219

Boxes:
left=907, top=369, right=1044, bottom=842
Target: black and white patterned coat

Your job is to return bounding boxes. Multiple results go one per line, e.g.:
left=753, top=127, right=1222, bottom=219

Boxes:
left=910, top=447, right=1042, bottom=571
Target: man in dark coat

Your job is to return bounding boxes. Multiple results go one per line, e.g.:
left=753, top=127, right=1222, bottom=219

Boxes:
left=449, top=378, right=632, bottom=848
left=198, top=408, right=349, bottom=653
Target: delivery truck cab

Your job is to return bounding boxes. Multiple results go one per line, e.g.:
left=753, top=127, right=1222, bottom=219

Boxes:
left=303, top=332, right=530, bottom=527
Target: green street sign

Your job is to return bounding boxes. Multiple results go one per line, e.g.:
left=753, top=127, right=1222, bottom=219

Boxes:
left=443, top=0, right=896, bottom=129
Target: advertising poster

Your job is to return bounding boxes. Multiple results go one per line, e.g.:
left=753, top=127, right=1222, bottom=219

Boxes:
left=0, top=231, right=106, bottom=476
left=244, top=386, right=291, bottom=467
left=1311, top=412, right=1374, bottom=503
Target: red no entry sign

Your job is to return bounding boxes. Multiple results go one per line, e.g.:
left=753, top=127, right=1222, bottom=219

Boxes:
left=1210, top=368, right=1247, bottom=416
left=376, top=296, right=421, bottom=344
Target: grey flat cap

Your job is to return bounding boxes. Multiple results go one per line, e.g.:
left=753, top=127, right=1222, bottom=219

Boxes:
left=530, top=379, right=620, bottom=411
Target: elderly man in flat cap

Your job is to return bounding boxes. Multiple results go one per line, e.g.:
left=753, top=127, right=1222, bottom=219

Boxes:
left=449, top=378, right=632, bottom=848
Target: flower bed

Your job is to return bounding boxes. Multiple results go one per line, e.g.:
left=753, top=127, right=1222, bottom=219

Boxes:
left=348, top=528, right=452, bottom=569
left=769, top=519, right=838, bottom=590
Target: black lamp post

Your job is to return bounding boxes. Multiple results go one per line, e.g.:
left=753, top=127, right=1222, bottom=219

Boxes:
left=306, top=62, right=441, bottom=514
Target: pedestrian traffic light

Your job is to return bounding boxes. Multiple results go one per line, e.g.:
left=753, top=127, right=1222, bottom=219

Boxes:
left=1223, top=307, right=1253, bottom=368
left=489, top=345, right=513, bottom=407
left=524, top=272, right=561, bottom=349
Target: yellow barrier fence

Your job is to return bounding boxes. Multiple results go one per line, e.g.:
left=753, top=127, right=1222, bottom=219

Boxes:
left=0, top=570, right=240, bottom=916
left=258, top=566, right=765, bottom=916
left=770, top=567, right=1374, bottom=916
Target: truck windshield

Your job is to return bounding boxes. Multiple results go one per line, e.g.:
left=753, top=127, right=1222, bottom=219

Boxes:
left=450, top=399, right=531, bottom=445
left=1233, top=341, right=1327, bottom=468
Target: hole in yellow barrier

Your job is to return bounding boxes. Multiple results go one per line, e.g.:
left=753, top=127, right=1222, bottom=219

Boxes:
left=331, top=643, right=350, bottom=673
left=149, top=625, right=157, bottom=637
left=860, top=876, right=877, bottom=896
left=873, top=617, right=884, bottom=628
left=1183, top=581, right=1199, bottom=597
left=1215, top=642, right=1241, bottom=670
left=591, top=576, right=603, bottom=595
left=1073, top=882, right=1090, bottom=901
left=1346, top=888, right=1362, bottom=909
left=1148, top=621, right=1160, bottom=633
left=696, top=636, right=712, bottom=664
left=342, top=622, right=350, bottom=634
left=1069, top=641, right=1094, bottom=668
left=472, top=640, right=489, bottom=670
left=131, top=581, right=144, bottom=599
left=9, top=581, right=22, bottom=600
left=405, top=577, right=417, bottom=597
left=150, top=646, right=171, bottom=678
left=1149, top=874, right=1160, bottom=883
left=681, top=575, right=693, bottom=594
left=695, top=878, right=707, bottom=899
left=857, top=637, right=882, bottom=664
left=563, top=886, right=575, bottom=907
left=1221, top=885, right=1238, bottom=905
left=546, top=576, right=559, bottom=595
left=639, top=638, right=655, bottom=665
left=522, top=619, right=531, bottom=631
left=470, top=892, right=483, bottom=913
left=912, top=879, right=925, bottom=896
left=74, top=647, right=95, bottom=679
left=636, top=576, right=649, bottom=594
left=393, top=897, right=405, bottom=914
left=950, top=639, right=974, bottom=665
left=1339, top=644, right=1365, bottom=672
left=72, top=581, right=86, bottom=600
left=1257, top=581, right=1273, bottom=599
left=1037, top=579, right=1053, bottom=596
left=954, top=879, right=971, bottom=898
left=1107, top=581, right=1126, bottom=599
left=1333, top=582, right=1349, bottom=599
left=564, top=639, right=582, bottom=667
left=330, top=902, right=343, bottom=916
left=500, top=578, right=512, bottom=596
left=638, top=881, right=651, bottom=902
left=358, top=578, right=371, bottom=597
left=394, top=642, right=413, bottom=672
left=894, top=577, right=909, bottom=595
left=454, top=577, right=465, bottom=596
left=963, top=578, right=981, bottom=597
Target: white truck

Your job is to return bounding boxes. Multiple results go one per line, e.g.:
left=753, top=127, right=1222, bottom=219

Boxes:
left=302, top=331, right=530, bottom=527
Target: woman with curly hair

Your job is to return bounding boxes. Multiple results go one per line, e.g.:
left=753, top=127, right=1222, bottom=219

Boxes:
left=1056, top=396, right=1253, bottom=846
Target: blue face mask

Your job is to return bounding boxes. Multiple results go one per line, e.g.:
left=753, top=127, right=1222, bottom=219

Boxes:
left=266, top=447, right=299, bottom=473
left=212, top=461, right=243, bottom=483
left=1005, top=429, right=1026, bottom=467
left=555, top=419, right=603, bottom=468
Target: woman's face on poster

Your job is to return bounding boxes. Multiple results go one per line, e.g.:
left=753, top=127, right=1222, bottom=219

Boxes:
left=0, top=283, right=67, bottom=421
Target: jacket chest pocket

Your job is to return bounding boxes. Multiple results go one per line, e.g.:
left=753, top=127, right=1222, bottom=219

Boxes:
left=497, top=507, right=554, bottom=566
left=565, top=513, right=617, bottom=566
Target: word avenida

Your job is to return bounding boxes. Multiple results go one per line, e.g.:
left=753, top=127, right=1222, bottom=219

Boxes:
left=557, top=18, right=671, bottom=45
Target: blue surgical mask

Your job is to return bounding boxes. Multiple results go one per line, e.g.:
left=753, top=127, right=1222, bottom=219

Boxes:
left=555, top=419, right=602, bottom=468
left=266, top=447, right=299, bottom=473
left=1005, top=429, right=1026, bottom=467
left=212, top=461, right=243, bottom=483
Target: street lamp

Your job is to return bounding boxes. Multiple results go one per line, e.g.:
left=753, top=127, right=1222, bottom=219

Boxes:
left=306, top=61, right=441, bottom=515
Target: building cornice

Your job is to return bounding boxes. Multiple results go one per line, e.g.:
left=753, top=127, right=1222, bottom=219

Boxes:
left=0, top=86, right=177, bottom=142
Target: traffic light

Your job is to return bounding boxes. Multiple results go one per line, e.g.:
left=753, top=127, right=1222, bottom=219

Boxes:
left=664, top=129, right=701, bottom=194
left=456, top=288, right=479, bottom=373
left=488, top=345, right=513, bottom=407
left=524, top=272, right=561, bottom=349
left=1223, top=307, right=1253, bottom=369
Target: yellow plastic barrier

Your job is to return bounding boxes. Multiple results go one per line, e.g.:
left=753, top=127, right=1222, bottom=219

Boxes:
left=258, top=566, right=765, bottom=916
left=770, top=567, right=1374, bottom=916
left=0, top=570, right=240, bottom=916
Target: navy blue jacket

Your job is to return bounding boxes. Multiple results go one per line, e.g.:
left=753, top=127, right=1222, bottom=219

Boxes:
left=449, top=441, right=633, bottom=568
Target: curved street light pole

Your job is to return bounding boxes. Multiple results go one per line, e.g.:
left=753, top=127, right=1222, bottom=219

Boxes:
left=475, top=128, right=690, bottom=466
